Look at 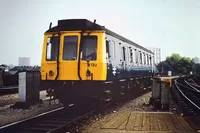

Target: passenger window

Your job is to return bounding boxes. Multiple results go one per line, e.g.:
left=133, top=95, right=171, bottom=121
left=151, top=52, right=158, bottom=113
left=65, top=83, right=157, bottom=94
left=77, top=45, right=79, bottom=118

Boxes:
left=63, top=36, right=78, bottom=60
left=143, top=53, right=146, bottom=65
left=46, top=36, right=59, bottom=61
left=82, top=36, right=97, bottom=61
left=106, top=40, right=110, bottom=58
left=135, top=49, right=138, bottom=63
left=112, top=41, right=116, bottom=59
left=140, top=51, right=142, bottom=64
left=152, top=56, right=154, bottom=65
left=147, top=54, right=149, bottom=65
left=122, top=46, right=126, bottom=61
left=130, top=48, right=133, bottom=63
left=149, top=55, right=152, bottom=65
left=127, top=47, right=129, bottom=62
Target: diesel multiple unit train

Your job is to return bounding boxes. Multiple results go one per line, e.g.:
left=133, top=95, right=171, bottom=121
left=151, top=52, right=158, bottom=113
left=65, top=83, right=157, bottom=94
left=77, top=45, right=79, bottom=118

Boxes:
left=40, top=19, right=155, bottom=108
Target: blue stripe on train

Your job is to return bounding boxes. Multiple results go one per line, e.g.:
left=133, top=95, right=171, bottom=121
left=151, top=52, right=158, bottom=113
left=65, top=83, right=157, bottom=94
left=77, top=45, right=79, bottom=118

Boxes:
left=106, top=66, right=153, bottom=80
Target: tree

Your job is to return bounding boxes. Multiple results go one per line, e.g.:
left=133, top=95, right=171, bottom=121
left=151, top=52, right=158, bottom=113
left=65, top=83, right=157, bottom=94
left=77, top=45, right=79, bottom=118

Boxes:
left=193, top=63, right=200, bottom=75
left=157, top=53, right=195, bottom=75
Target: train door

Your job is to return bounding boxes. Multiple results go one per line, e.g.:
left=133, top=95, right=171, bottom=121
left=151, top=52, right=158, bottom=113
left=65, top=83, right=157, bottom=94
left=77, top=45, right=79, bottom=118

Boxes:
left=59, top=32, right=106, bottom=81
left=41, top=35, right=59, bottom=80
left=59, top=33, right=80, bottom=80
left=79, top=35, right=98, bottom=80
left=79, top=32, right=106, bottom=81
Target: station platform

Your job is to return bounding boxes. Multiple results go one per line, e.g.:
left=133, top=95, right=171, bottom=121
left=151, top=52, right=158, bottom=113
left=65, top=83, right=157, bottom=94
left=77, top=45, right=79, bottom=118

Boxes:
left=100, top=111, right=196, bottom=133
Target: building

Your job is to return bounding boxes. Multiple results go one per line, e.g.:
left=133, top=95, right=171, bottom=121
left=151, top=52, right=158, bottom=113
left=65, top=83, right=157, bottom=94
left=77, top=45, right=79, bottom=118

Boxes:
left=192, top=57, right=200, bottom=64
left=146, top=47, right=161, bottom=65
left=18, top=57, right=30, bottom=66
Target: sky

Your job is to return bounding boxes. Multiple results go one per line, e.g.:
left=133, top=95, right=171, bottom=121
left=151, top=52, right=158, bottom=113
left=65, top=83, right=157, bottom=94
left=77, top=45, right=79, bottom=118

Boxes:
left=0, top=0, right=199, bottom=65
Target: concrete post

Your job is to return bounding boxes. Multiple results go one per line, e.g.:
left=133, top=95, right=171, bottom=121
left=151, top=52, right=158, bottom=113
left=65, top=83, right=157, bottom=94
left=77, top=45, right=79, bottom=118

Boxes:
left=152, top=78, right=161, bottom=100
left=19, top=72, right=26, bottom=102
left=12, top=71, right=41, bottom=109
left=161, top=81, right=170, bottom=110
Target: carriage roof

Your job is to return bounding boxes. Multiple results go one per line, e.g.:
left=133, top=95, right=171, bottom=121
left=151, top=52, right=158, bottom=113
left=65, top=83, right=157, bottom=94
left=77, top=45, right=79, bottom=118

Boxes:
left=45, top=19, right=154, bottom=54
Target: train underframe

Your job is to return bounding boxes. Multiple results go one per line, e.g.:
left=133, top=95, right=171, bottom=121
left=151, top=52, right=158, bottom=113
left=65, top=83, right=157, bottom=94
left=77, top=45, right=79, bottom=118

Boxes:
left=40, top=75, right=153, bottom=109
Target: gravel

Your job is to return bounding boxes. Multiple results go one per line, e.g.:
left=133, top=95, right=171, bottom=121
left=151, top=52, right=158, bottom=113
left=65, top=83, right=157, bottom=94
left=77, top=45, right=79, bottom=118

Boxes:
left=0, top=90, right=62, bottom=127
left=0, top=93, right=18, bottom=101
left=115, top=91, right=154, bottom=112
left=0, top=100, right=62, bottom=126
left=0, top=90, right=48, bottom=101
left=0, top=90, right=49, bottom=107
left=65, top=91, right=154, bottom=133
left=0, top=90, right=177, bottom=132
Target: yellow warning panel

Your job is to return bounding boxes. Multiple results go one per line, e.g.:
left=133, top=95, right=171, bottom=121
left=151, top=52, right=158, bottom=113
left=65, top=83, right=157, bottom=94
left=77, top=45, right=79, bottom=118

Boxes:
left=158, top=76, right=179, bottom=87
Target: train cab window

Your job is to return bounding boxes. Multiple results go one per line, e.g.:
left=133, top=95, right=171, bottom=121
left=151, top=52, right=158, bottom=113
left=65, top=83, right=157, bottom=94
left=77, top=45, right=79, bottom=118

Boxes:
left=82, top=36, right=97, bottom=61
left=63, top=36, right=78, bottom=60
left=46, top=36, right=59, bottom=61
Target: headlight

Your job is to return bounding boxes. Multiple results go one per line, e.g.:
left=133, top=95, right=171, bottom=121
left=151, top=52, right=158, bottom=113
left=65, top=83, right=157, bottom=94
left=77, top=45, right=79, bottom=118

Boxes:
left=49, top=70, right=54, bottom=76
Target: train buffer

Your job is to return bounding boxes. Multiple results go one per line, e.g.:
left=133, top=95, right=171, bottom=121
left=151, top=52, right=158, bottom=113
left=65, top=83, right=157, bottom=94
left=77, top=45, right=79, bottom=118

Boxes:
left=150, top=76, right=179, bottom=110
left=100, top=111, right=197, bottom=133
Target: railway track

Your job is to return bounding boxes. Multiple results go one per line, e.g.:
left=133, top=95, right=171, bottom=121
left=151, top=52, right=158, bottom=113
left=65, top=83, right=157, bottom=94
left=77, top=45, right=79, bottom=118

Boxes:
left=0, top=76, right=151, bottom=133
left=185, top=75, right=200, bottom=92
left=0, top=86, right=18, bottom=95
left=0, top=91, right=150, bottom=133
left=0, top=100, right=112, bottom=133
left=0, top=107, right=64, bottom=133
left=0, top=96, right=124, bottom=133
left=0, top=104, right=101, bottom=133
left=172, top=75, right=200, bottom=116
